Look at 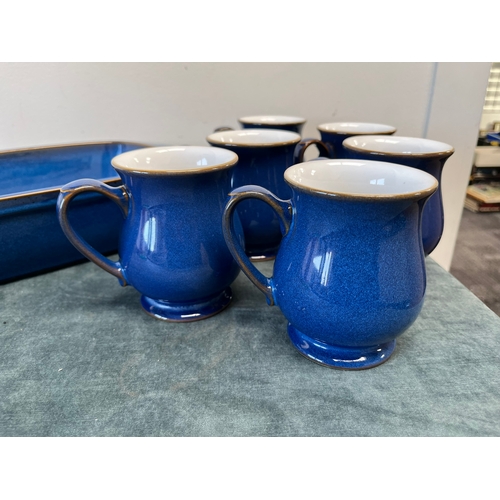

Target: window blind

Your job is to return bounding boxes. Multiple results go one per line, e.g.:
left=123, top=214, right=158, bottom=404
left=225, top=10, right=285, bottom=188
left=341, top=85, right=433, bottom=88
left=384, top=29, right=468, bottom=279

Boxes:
left=483, top=62, right=500, bottom=113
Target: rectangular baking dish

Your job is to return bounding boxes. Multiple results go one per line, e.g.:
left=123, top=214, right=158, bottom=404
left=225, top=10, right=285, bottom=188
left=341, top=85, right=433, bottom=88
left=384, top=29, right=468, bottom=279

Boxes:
left=0, top=141, right=148, bottom=283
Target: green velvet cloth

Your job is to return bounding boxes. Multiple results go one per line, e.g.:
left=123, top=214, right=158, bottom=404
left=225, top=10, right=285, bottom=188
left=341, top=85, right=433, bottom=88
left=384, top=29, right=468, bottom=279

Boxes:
left=1, top=258, right=499, bottom=436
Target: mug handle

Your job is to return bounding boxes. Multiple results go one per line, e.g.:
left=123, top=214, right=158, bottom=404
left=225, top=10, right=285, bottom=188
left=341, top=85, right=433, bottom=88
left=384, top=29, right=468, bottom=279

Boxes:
left=293, top=138, right=331, bottom=164
left=56, top=178, right=130, bottom=286
left=222, top=185, right=292, bottom=306
left=213, top=127, right=234, bottom=132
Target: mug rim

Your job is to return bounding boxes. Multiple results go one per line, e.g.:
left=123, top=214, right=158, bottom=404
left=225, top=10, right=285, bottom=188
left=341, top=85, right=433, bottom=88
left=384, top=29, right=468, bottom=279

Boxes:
left=343, top=135, right=455, bottom=159
left=207, top=129, right=302, bottom=148
left=317, top=122, right=396, bottom=135
left=111, top=146, right=238, bottom=175
left=238, top=115, right=306, bottom=126
left=284, top=159, right=439, bottom=201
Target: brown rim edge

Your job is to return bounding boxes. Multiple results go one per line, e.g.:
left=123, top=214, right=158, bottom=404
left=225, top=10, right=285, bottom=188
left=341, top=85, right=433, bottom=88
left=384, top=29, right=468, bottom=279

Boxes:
left=111, top=148, right=239, bottom=176
left=238, top=117, right=306, bottom=126
left=206, top=130, right=302, bottom=148
left=317, top=125, right=397, bottom=135
left=343, top=141, right=455, bottom=159
left=284, top=175, right=439, bottom=203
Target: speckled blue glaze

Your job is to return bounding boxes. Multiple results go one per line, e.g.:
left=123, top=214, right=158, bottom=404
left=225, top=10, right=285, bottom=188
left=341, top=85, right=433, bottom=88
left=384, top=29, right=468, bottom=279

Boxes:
left=57, top=146, right=242, bottom=322
left=318, top=125, right=396, bottom=158
left=223, top=159, right=438, bottom=369
left=274, top=190, right=428, bottom=368
left=343, top=140, right=453, bottom=255
left=207, top=131, right=303, bottom=260
left=0, top=141, right=146, bottom=283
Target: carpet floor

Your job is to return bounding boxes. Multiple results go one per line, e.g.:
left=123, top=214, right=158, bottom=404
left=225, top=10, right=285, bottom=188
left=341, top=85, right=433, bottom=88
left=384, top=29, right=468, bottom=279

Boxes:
left=449, top=208, right=500, bottom=316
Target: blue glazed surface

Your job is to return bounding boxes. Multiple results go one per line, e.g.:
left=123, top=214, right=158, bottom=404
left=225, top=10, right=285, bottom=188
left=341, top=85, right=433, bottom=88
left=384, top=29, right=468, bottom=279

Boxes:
left=206, top=139, right=299, bottom=259
left=273, top=189, right=427, bottom=366
left=223, top=161, right=436, bottom=369
left=319, top=130, right=356, bottom=158
left=344, top=149, right=449, bottom=254
left=0, top=142, right=145, bottom=283
left=141, top=287, right=232, bottom=322
left=0, top=142, right=139, bottom=197
left=117, top=168, right=241, bottom=306
left=57, top=149, right=242, bottom=322
left=318, top=124, right=396, bottom=159
left=287, top=325, right=397, bottom=370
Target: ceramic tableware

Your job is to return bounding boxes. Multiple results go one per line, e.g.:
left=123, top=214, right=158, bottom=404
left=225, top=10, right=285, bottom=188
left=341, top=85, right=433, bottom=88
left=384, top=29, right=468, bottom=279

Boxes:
left=57, top=146, right=242, bottom=322
left=207, top=129, right=329, bottom=260
left=343, top=135, right=454, bottom=255
left=0, top=141, right=148, bottom=283
left=317, top=122, right=396, bottom=158
left=215, top=115, right=306, bottom=135
left=222, top=159, right=438, bottom=369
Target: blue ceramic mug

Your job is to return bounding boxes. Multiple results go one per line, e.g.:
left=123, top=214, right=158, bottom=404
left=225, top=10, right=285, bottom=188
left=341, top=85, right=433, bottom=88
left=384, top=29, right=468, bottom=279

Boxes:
left=317, top=122, right=396, bottom=158
left=343, top=135, right=454, bottom=255
left=57, top=146, right=242, bottom=322
left=223, top=159, right=438, bottom=369
left=207, top=129, right=330, bottom=260
left=215, top=115, right=307, bottom=135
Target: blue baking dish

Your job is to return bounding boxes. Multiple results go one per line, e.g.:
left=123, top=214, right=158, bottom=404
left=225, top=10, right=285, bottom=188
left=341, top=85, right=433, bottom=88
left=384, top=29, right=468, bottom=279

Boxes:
left=0, top=141, right=148, bottom=283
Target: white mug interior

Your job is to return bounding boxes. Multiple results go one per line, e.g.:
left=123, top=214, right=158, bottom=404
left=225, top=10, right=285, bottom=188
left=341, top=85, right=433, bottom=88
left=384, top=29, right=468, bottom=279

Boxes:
left=317, top=122, right=396, bottom=134
left=343, top=136, right=454, bottom=156
left=111, top=146, right=238, bottom=174
left=239, top=115, right=306, bottom=126
left=284, top=159, right=438, bottom=199
left=207, top=129, right=301, bottom=147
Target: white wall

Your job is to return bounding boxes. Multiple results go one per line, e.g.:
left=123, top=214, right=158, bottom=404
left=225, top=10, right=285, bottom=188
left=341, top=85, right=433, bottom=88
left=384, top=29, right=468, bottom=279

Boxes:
left=424, top=62, right=491, bottom=269
left=0, top=62, right=490, bottom=269
left=0, top=62, right=436, bottom=148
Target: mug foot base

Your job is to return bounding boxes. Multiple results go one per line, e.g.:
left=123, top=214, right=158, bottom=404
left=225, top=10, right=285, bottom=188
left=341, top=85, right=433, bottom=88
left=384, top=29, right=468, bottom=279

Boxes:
left=140, top=288, right=232, bottom=322
left=287, top=324, right=396, bottom=370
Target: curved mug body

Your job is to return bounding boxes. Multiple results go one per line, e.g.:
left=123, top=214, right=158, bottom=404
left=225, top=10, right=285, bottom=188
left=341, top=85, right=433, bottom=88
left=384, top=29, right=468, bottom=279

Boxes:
left=343, top=135, right=454, bottom=255
left=317, top=122, right=396, bottom=158
left=57, top=146, right=242, bottom=322
left=207, top=129, right=329, bottom=260
left=222, top=159, right=438, bottom=369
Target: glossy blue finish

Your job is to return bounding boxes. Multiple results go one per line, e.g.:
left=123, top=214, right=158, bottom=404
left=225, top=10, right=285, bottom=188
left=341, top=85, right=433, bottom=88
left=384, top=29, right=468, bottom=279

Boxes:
left=319, top=130, right=397, bottom=158
left=273, top=189, right=428, bottom=368
left=223, top=178, right=435, bottom=370
left=117, top=170, right=241, bottom=305
left=206, top=140, right=300, bottom=260
left=319, top=130, right=355, bottom=158
left=0, top=142, right=146, bottom=283
left=343, top=150, right=450, bottom=255
left=57, top=159, right=242, bottom=322
left=0, top=142, right=139, bottom=197
left=241, top=122, right=304, bottom=134
left=141, top=287, right=232, bottom=322
left=287, top=325, right=397, bottom=370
